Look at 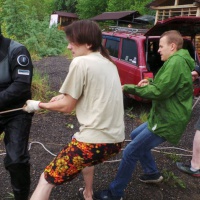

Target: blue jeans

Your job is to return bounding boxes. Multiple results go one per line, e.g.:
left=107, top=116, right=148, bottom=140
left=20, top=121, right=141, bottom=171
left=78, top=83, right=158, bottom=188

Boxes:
left=109, top=122, right=166, bottom=197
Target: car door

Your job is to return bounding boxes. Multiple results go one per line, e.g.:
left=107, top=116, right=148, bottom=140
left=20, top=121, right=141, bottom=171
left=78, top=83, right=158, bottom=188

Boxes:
left=117, top=38, right=141, bottom=85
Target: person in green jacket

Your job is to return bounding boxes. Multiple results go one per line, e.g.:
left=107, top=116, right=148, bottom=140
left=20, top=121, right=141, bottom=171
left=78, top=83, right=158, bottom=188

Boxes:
left=94, top=30, right=195, bottom=200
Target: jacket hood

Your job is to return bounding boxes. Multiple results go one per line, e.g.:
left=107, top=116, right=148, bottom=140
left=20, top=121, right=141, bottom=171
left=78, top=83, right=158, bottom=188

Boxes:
left=173, top=49, right=195, bottom=72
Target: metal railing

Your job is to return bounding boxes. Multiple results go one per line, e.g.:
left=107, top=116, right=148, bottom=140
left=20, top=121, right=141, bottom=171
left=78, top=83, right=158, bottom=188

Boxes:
left=109, top=26, right=148, bottom=35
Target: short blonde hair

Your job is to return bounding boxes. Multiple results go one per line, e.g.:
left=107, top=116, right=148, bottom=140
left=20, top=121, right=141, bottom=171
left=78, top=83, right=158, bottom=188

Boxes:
left=160, top=30, right=183, bottom=50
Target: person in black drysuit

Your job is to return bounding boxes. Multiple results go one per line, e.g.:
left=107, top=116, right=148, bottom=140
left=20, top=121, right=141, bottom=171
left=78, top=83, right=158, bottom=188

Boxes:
left=0, top=30, right=33, bottom=200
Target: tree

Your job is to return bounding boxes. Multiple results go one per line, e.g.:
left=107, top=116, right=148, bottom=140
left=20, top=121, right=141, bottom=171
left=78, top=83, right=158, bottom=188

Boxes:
left=65, top=0, right=77, bottom=13
left=76, top=0, right=107, bottom=19
left=1, top=0, right=30, bottom=41
left=53, top=0, right=67, bottom=11
left=0, top=0, right=67, bottom=57
left=25, top=0, right=55, bottom=20
left=106, top=0, right=132, bottom=12
left=130, top=0, right=155, bottom=15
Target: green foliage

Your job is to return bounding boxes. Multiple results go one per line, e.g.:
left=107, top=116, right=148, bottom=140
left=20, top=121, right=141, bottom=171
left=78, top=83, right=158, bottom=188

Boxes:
left=127, top=113, right=136, bottom=119
left=25, top=18, right=67, bottom=57
left=52, top=0, right=78, bottom=13
left=76, top=0, right=107, bottom=19
left=0, top=1, right=67, bottom=57
left=65, top=123, right=74, bottom=129
left=166, top=152, right=181, bottom=163
left=139, top=110, right=148, bottom=123
left=25, top=0, right=55, bottom=20
left=1, top=0, right=30, bottom=41
left=0, top=132, right=4, bottom=141
left=65, top=48, right=73, bottom=60
left=32, top=69, right=56, bottom=102
left=106, top=0, right=132, bottom=12
left=4, top=192, right=14, bottom=199
left=125, top=107, right=136, bottom=119
left=53, top=0, right=67, bottom=11
left=65, top=0, right=77, bottom=13
left=130, top=0, right=155, bottom=15
left=162, top=169, right=186, bottom=188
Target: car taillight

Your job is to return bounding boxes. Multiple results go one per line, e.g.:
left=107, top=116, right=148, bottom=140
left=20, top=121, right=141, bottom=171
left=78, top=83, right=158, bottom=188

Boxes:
left=142, top=72, right=153, bottom=79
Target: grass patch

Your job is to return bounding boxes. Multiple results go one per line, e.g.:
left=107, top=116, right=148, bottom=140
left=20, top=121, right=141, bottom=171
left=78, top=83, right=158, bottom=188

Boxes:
left=32, top=69, right=56, bottom=102
left=162, top=169, right=186, bottom=188
left=64, top=48, right=72, bottom=60
left=139, top=110, right=149, bottom=123
left=0, top=132, right=5, bottom=141
left=4, top=192, right=14, bottom=199
left=166, top=152, right=181, bottom=163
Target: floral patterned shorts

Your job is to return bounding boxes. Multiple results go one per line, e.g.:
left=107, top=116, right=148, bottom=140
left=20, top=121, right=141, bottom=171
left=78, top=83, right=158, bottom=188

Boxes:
left=44, top=138, right=122, bottom=185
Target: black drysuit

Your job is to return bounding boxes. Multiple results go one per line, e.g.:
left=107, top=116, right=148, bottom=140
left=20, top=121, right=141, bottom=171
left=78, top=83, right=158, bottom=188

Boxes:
left=0, top=35, right=33, bottom=200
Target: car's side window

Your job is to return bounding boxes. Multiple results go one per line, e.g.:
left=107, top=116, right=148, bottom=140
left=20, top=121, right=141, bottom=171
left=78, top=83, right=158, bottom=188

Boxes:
left=103, top=36, right=120, bottom=58
left=121, top=39, right=138, bottom=66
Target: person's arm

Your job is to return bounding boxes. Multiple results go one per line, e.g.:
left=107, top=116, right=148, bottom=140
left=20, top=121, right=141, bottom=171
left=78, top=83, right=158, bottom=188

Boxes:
left=23, top=94, right=77, bottom=113
left=0, top=45, right=33, bottom=109
left=123, top=58, right=193, bottom=100
left=40, top=94, right=77, bottom=113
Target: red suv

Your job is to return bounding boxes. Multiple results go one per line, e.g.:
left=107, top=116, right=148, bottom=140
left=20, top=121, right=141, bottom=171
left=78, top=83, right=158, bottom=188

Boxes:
left=102, top=16, right=200, bottom=102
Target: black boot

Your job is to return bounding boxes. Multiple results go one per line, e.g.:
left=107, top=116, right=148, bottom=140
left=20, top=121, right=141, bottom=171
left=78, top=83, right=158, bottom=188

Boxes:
left=6, top=163, right=31, bottom=200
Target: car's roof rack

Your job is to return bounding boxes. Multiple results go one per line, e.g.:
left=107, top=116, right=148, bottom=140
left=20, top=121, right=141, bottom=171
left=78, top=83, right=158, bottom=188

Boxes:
left=109, top=26, right=148, bottom=35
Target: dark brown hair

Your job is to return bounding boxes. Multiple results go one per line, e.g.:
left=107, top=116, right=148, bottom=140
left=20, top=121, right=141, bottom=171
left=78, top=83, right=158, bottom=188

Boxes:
left=64, top=20, right=114, bottom=63
left=160, top=30, right=183, bottom=50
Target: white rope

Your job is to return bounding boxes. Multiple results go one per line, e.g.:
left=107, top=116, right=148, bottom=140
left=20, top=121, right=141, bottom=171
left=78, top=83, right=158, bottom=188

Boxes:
left=192, top=95, right=200, bottom=109
left=0, top=107, right=23, bottom=114
left=0, top=140, right=193, bottom=162
left=28, top=141, right=57, bottom=156
left=0, top=141, right=57, bottom=156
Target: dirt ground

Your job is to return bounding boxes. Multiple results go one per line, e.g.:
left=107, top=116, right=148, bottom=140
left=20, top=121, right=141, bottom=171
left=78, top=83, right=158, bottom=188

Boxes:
left=0, top=56, right=200, bottom=200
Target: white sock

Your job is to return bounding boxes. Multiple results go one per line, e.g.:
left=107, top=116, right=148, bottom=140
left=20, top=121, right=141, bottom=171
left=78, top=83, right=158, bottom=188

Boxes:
left=190, top=166, right=199, bottom=172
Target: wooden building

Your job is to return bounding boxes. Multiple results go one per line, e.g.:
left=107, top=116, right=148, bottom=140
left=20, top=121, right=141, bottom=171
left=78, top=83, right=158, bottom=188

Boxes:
left=147, top=0, right=200, bottom=55
left=147, top=0, right=200, bottom=23
left=50, top=11, right=78, bottom=30
left=90, top=11, right=141, bottom=26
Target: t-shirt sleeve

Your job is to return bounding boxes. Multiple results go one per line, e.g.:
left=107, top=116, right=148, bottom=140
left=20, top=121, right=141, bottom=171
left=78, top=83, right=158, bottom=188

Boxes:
left=59, top=59, right=85, bottom=99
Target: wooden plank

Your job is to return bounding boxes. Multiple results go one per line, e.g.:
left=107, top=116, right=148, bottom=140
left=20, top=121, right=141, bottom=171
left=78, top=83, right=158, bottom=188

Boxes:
left=155, top=10, right=159, bottom=24
left=151, top=5, right=196, bottom=10
left=197, top=7, right=200, bottom=16
left=175, top=0, right=179, bottom=6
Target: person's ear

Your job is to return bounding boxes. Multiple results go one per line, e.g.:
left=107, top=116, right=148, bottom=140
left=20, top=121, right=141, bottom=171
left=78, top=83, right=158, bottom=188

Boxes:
left=171, top=43, right=177, bottom=51
left=86, top=44, right=92, bottom=49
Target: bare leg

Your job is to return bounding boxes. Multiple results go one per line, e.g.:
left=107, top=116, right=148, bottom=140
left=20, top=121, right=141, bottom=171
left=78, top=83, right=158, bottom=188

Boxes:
left=191, top=130, right=200, bottom=169
left=30, top=172, right=55, bottom=200
left=81, top=166, right=94, bottom=200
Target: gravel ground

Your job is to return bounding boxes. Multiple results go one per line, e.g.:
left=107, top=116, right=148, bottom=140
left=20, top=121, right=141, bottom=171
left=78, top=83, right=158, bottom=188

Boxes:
left=0, top=56, right=200, bottom=200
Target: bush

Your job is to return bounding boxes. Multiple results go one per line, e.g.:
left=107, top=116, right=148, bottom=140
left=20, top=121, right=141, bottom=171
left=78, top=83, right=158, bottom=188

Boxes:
left=24, top=18, right=67, bottom=57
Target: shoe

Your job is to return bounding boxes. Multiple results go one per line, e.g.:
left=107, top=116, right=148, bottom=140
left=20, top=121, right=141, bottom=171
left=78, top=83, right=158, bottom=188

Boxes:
left=94, top=189, right=123, bottom=200
left=78, top=188, right=95, bottom=200
left=139, top=172, right=163, bottom=183
left=176, top=162, right=200, bottom=177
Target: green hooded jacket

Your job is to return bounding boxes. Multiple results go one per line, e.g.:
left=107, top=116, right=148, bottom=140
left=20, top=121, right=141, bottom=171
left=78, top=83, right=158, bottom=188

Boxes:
left=124, top=49, right=194, bottom=144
